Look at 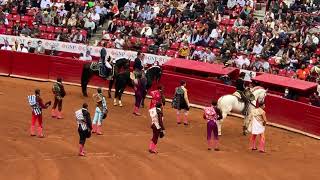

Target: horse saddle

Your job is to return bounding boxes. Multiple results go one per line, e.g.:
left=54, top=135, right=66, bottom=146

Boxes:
left=233, top=90, right=254, bottom=103
left=90, top=62, right=114, bottom=80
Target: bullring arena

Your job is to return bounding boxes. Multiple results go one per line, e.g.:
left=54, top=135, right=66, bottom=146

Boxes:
left=0, top=76, right=319, bottom=180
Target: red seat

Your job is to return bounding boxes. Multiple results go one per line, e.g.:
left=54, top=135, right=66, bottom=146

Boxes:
left=130, top=36, right=137, bottom=44
left=46, top=26, right=54, bottom=33
left=316, top=48, right=320, bottom=55
left=71, top=28, right=77, bottom=34
left=170, top=42, right=180, bottom=50
left=165, top=50, right=177, bottom=57
left=20, top=16, right=29, bottom=23
left=11, top=7, right=18, bottom=14
left=115, top=19, right=124, bottom=26
left=54, top=27, right=62, bottom=33
left=132, top=22, right=141, bottom=28
left=124, top=21, right=132, bottom=27
left=278, top=69, right=287, bottom=76
left=226, top=26, right=233, bottom=33
left=229, top=19, right=235, bottom=26
left=6, top=28, right=13, bottom=35
left=6, top=14, right=13, bottom=21
left=195, top=46, right=204, bottom=51
left=47, top=33, right=55, bottom=40
left=146, top=39, right=155, bottom=46
left=12, top=15, right=20, bottom=21
left=39, top=25, right=47, bottom=32
left=106, top=41, right=114, bottom=48
left=157, top=48, right=166, bottom=56
left=163, top=18, right=169, bottom=23
left=27, top=9, right=34, bottom=16
left=286, top=70, right=296, bottom=77
left=7, top=21, right=14, bottom=28
left=80, top=29, right=87, bottom=39
left=268, top=57, right=276, bottom=65
left=40, top=32, right=48, bottom=39
left=188, top=44, right=196, bottom=50
left=62, top=28, right=69, bottom=33
left=220, top=18, right=229, bottom=25
left=0, top=27, right=6, bottom=34
left=155, top=17, right=162, bottom=23
left=141, top=46, right=148, bottom=53
left=140, top=37, right=146, bottom=44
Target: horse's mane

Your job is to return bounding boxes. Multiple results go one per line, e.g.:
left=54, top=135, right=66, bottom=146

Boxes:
left=251, top=86, right=265, bottom=92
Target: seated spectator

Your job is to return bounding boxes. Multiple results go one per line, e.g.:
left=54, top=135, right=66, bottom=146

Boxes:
left=309, top=93, right=320, bottom=107
left=283, top=88, right=297, bottom=100
left=16, top=43, right=28, bottom=53
left=84, top=17, right=96, bottom=38
left=42, top=11, right=52, bottom=25
left=203, top=48, right=216, bottom=63
left=20, top=25, right=31, bottom=37
left=68, top=14, right=77, bottom=27
left=70, top=30, right=83, bottom=43
left=79, top=51, right=92, bottom=61
left=140, top=24, right=153, bottom=38
left=233, top=17, right=243, bottom=27
left=178, top=43, right=190, bottom=59
left=12, top=21, right=22, bottom=36
left=164, top=4, right=177, bottom=17
left=40, top=0, right=52, bottom=10
left=114, top=34, right=125, bottom=49
left=146, top=8, right=157, bottom=22
left=162, top=23, right=173, bottom=34
left=188, top=29, right=200, bottom=45
left=35, top=41, right=45, bottom=54
left=1, top=41, right=12, bottom=51
left=252, top=42, right=263, bottom=55
left=227, top=0, right=237, bottom=9
left=26, top=41, right=35, bottom=53
left=191, top=48, right=205, bottom=61
left=235, top=54, right=250, bottom=68
left=296, top=64, right=310, bottom=80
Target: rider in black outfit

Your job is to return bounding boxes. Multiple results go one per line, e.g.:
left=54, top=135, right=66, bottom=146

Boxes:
left=236, top=72, right=251, bottom=115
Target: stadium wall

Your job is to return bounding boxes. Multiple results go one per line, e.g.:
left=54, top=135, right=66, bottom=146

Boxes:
left=1, top=50, right=319, bottom=138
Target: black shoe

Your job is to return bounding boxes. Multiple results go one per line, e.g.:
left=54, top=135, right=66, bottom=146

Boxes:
left=177, top=122, right=182, bottom=125
left=208, top=148, right=212, bottom=151
left=184, top=123, right=189, bottom=126
left=214, top=148, right=220, bottom=151
left=252, top=148, right=258, bottom=151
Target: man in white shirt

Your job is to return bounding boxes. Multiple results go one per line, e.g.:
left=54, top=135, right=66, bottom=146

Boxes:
left=252, top=42, right=263, bottom=55
left=191, top=49, right=205, bottom=60
left=140, top=24, right=153, bottom=38
left=79, top=51, right=92, bottom=61
left=16, top=43, right=28, bottom=53
left=235, top=54, right=250, bottom=68
left=237, top=0, right=246, bottom=7
left=40, top=0, right=52, bottom=9
left=90, top=11, right=100, bottom=26
left=114, top=35, right=125, bottom=49
left=203, top=48, right=216, bottom=63
left=146, top=8, right=157, bottom=21
left=210, top=28, right=219, bottom=39
left=1, top=42, right=12, bottom=50
left=124, top=0, right=136, bottom=13
left=312, top=34, right=319, bottom=45
left=227, top=0, right=237, bottom=9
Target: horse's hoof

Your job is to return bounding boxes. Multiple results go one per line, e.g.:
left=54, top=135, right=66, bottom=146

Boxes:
left=119, top=103, right=123, bottom=107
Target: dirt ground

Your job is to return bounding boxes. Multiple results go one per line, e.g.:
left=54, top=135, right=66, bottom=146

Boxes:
left=0, top=77, right=319, bottom=180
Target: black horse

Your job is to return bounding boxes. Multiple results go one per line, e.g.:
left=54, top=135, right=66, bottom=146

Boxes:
left=140, top=65, right=163, bottom=107
left=81, top=57, right=132, bottom=103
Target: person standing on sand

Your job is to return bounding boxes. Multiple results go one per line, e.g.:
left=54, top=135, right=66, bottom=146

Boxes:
left=51, top=77, right=66, bottom=119
left=172, top=80, right=190, bottom=125
left=203, top=100, right=222, bottom=151
left=92, top=88, right=108, bottom=135
left=247, top=103, right=267, bottom=153
left=148, top=102, right=165, bottom=153
left=133, top=73, right=145, bottom=116
left=75, top=103, right=92, bottom=156
left=149, top=85, right=166, bottom=109
left=27, top=89, right=51, bottom=137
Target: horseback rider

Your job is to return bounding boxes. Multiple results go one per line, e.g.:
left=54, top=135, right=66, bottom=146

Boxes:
left=133, top=51, right=145, bottom=78
left=236, top=72, right=254, bottom=115
left=99, top=48, right=112, bottom=78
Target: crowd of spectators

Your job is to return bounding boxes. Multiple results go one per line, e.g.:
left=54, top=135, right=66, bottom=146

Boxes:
left=0, top=0, right=119, bottom=43
left=99, top=0, right=320, bottom=82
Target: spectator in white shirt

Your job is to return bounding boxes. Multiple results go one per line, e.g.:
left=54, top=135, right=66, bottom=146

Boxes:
left=227, top=0, right=237, bottom=9
left=16, top=43, right=28, bottom=53
left=91, top=10, right=100, bottom=25
left=1, top=42, right=12, bottom=50
left=235, top=54, right=250, bottom=68
left=140, top=24, right=153, bottom=38
left=114, top=34, right=125, bottom=49
left=210, top=28, right=219, bottom=39
left=203, top=48, right=216, bottom=63
left=191, top=49, right=205, bottom=60
left=124, top=0, right=136, bottom=13
left=312, top=34, right=319, bottom=45
left=40, top=0, right=52, bottom=9
left=252, top=42, right=263, bottom=55
left=79, top=51, right=92, bottom=61
left=146, top=8, right=157, bottom=21
left=237, top=0, right=246, bottom=7
left=57, top=6, right=67, bottom=17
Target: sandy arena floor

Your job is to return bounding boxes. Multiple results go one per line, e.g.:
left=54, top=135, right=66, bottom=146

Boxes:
left=0, top=77, right=319, bottom=180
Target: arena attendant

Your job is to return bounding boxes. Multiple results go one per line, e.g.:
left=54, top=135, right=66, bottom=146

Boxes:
left=75, top=103, right=92, bottom=156
left=51, top=77, right=66, bottom=119
left=148, top=102, right=165, bottom=154
left=92, top=88, right=108, bottom=135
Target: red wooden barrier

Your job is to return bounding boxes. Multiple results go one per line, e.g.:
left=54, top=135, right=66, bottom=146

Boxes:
left=1, top=50, right=320, bottom=136
left=0, top=50, right=12, bottom=75
left=10, top=52, right=50, bottom=79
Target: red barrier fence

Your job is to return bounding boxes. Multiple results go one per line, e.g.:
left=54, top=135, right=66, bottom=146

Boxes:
left=1, top=50, right=320, bottom=137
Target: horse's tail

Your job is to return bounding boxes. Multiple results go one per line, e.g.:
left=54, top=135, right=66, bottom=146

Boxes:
left=81, top=63, right=92, bottom=97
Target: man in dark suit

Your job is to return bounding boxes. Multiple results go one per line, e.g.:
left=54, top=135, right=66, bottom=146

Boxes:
left=133, top=52, right=145, bottom=77
left=164, top=5, right=176, bottom=17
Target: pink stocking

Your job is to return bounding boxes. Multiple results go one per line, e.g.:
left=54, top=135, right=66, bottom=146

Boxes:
left=250, top=135, right=257, bottom=149
left=259, top=135, right=265, bottom=152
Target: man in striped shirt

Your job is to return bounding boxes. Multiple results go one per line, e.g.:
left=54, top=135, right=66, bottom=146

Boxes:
left=28, top=89, right=51, bottom=137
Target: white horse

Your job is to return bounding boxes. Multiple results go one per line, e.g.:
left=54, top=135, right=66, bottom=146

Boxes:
left=216, top=87, right=268, bottom=136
